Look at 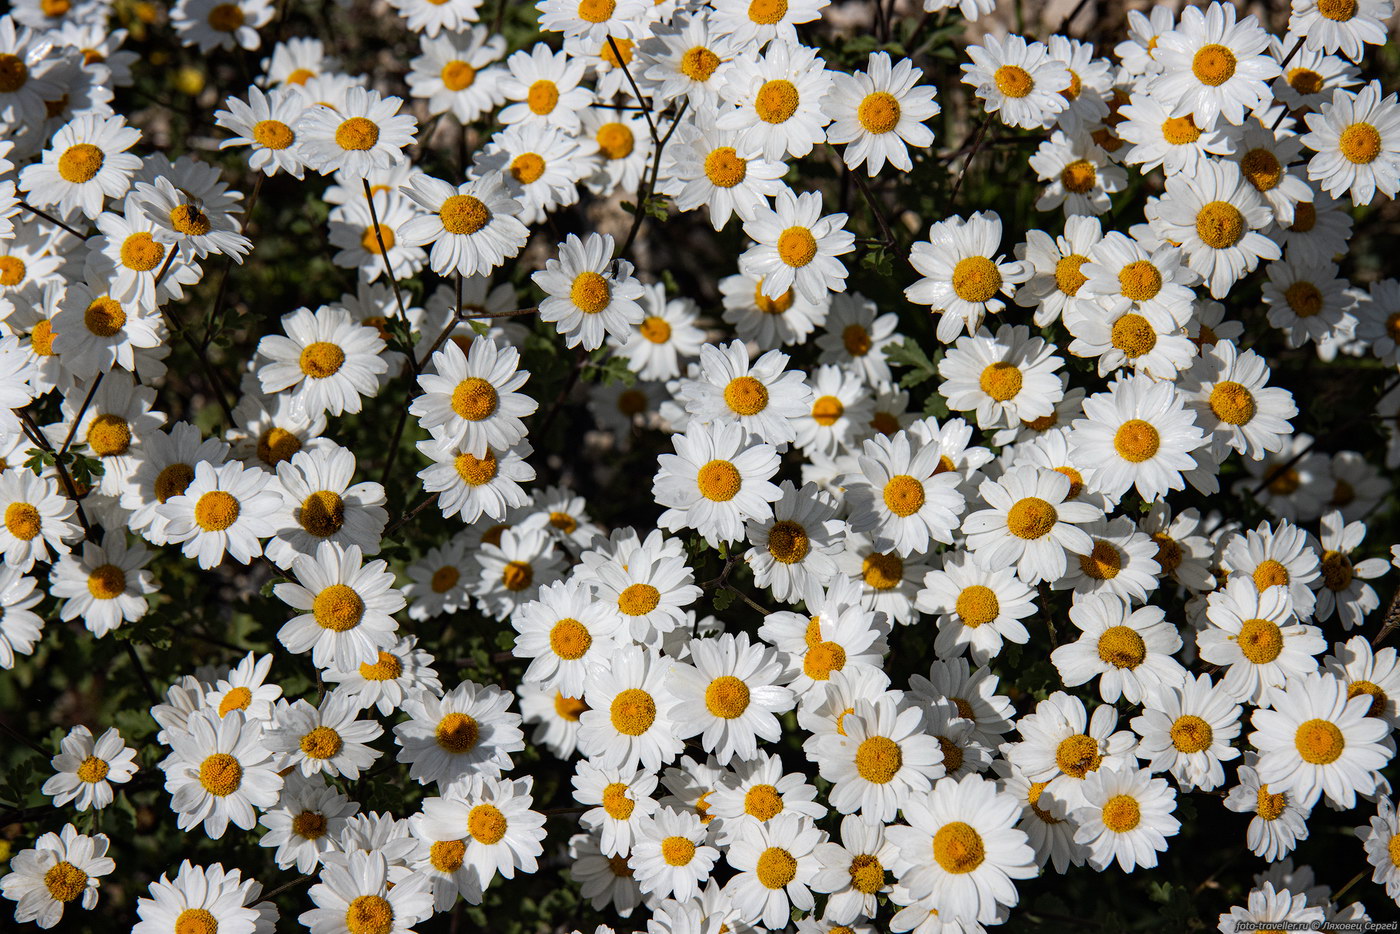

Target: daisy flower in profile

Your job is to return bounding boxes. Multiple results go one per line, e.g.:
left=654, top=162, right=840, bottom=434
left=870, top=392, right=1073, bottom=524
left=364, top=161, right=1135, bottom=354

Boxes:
left=256, top=304, right=388, bottom=417
left=1300, top=81, right=1400, bottom=205
left=393, top=681, right=523, bottom=791
left=825, top=51, right=938, bottom=175
left=1149, top=159, right=1280, bottom=298
left=0, top=824, right=114, bottom=930
left=274, top=542, right=404, bottom=671
left=19, top=114, right=141, bottom=220
left=294, top=86, right=417, bottom=177
left=1071, top=765, right=1179, bottom=872
left=812, top=694, right=943, bottom=824
left=265, top=694, right=383, bottom=780
left=407, top=28, right=506, bottom=123
left=1224, top=759, right=1311, bottom=861
left=660, top=112, right=789, bottom=231
left=511, top=578, right=626, bottom=697
left=411, top=337, right=536, bottom=458
left=1250, top=671, right=1395, bottom=810
left=299, top=850, right=432, bottom=934
left=614, top=283, right=705, bottom=382
left=906, top=213, right=1031, bottom=342
left=845, top=430, right=965, bottom=557
left=654, top=420, right=782, bottom=547
left=678, top=339, right=812, bottom=444
left=1051, top=595, right=1184, bottom=706
left=579, top=645, right=685, bottom=772
left=398, top=172, right=529, bottom=278
left=962, top=465, right=1102, bottom=585
left=158, top=460, right=280, bottom=569
left=131, top=861, right=274, bottom=934
left=1290, top=0, right=1392, bottom=62
left=1131, top=673, right=1242, bottom=792
left=172, top=0, right=274, bottom=52
left=1197, top=576, right=1324, bottom=705
left=717, top=40, right=833, bottom=161
left=887, top=773, right=1036, bottom=926
left=534, top=232, right=645, bottom=351
left=158, top=709, right=282, bottom=839
left=0, top=568, right=45, bottom=670
left=1180, top=339, right=1298, bottom=461
left=723, top=813, right=823, bottom=930
left=1323, top=636, right=1400, bottom=729
left=1359, top=795, right=1400, bottom=901
left=48, top=533, right=156, bottom=638
left=738, top=188, right=854, bottom=304
left=388, top=0, right=485, bottom=37
left=631, top=807, right=720, bottom=902
left=961, top=33, right=1070, bottom=130
left=1150, top=2, right=1279, bottom=127
left=41, top=726, right=137, bottom=812
left=215, top=85, right=307, bottom=178
left=666, top=632, right=794, bottom=766
left=323, top=635, right=442, bottom=717
left=204, top=652, right=282, bottom=724
left=1069, top=374, right=1206, bottom=502
left=744, top=480, right=844, bottom=603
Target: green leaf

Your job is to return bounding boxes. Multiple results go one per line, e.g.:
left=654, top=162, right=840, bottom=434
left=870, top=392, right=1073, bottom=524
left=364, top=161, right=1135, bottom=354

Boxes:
left=885, top=337, right=938, bottom=388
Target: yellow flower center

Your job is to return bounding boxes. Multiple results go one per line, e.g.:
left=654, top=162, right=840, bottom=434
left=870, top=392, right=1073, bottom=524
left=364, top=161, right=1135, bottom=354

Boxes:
left=955, top=585, right=1000, bottom=627
left=58, top=143, right=105, bottom=183
left=1235, top=617, right=1283, bottom=664
left=857, top=91, right=901, bottom=134
left=1060, top=159, right=1097, bottom=194
left=1101, top=794, right=1141, bottom=832
left=1240, top=148, right=1283, bottom=192
left=299, top=341, right=345, bottom=378
left=848, top=853, right=884, bottom=893
left=952, top=256, right=1002, bottom=304
left=1028, top=780, right=1063, bottom=823
left=451, top=376, right=499, bottom=422
left=1153, top=533, right=1183, bottom=573
left=1348, top=681, right=1390, bottom=716
left=599, top=36, right=633, bottom=68
left=87, top=413, right=132, bottom=457
left=1054, top=254, right=1089, bottom=295
left=198, top=752, right=242, bottom=796
left=556, top=693, right=588, bottom=720
left=932, top=822, right=985, bottom=873
left=76, top=755, right=109, bottom=783
left=1007, top=496, right=1057, bottom=540
left=335, top=116, right=380, bottom=151
left=527, top=80, right=559, bottom=115
left=435, top=712, right=480, bottom=753
left=501, top=560, right=533, bottom=591
left=291, top=810, right=328, bottom=841
left=0, top=255, right=25, bottom=287
left=440, top=194, right=491, bottom=235
left=661, top=836, right=696, bottom=866
left=257, top=427, right=301, bottom=466
left=218, top=686, right=252, bottom=716
left=345, top=895, right=394, bottom=934
left=883, top=474, right=925, bottom=517
left=84, top=296, right=126, bottom=337
left=776, top=226, right=817, bottom=268
left=1054, top=466, right=1083, bottom=498
left=3, top=502, right=41, bottom=541
left=1118, top=260, right=1163, bottom=302
left=430, top=839, right=466, bottom=872
left=1321, top=550, right=1354, bottom=592
left=208, top=3, right=245, bottom=31
left=993, top=65, right=1033, bottom=98
left=748, top=0, right=787, bottom=23
left=359, top=652, right=403, bottom=681
left=705, top=675, right=750, bottom=719
left=441, top=60, right=477, bottom=91
left=617, top=583, right=660, bottom=616
left=253, top=119, right=294, bottom=150
left=697, top=459, right=742, bottom=501
left=1285, top=281, right=1323, bottom=318
left=454, top=450, right=498, bottom=486
left=1080, top=541, right=1123, bottom=580
left=610, top=688, right=656, bottom=735
left=550, top=511, right=577, bottom=533
left=313, top=584, right=365, bottom=632
left=756, top=846, right=798, bottom=889
left=1113, top=418, right=1160, bottom=462
left=602, top=782, right=635, bottom=820
left=1191, top=44, right=1237, bottom=86
left=803, top=641, right=846, bottom=680
left=300, top=725, right=343, bottom=759
left=811, top=395, right=844, bottom=426
left=0, top=54, right=30, bottom=94
left=755, top=79, right=799, bottom=124
left=577, top=0, right=616, bottom=20
left=510, top=152, right=546, bottom=185
left=978, top=361, right=1022, bottom=402
left=1195, top=201, right=1245, bottom=249
left=854, top=735, right=902, bottom=784
left=861, top=551, right=902, bottom=590
left=596, top=122, right=634, bottom=160
left=703, top=146, right=746, bottom=187
left=1256, top=784, right=1287, bottom=820
left=1251, top=559, right=1290, bottom=591
left=1208, top=381, right=1255, bottom=425
left=43, top=862, right=88, bottom=902
left=570, top=271, right=611, bottom=314
left=766, top=519, right=809, bottom=564
left=1170, top=714, right=1214, bottom=753
left=299, top=490, right=344, bottom=538
left=1294, top=718, right=1345, bottom=764
left=842, top=323, right=872, bottom=356
left=1318, top=0, right=1358, bottom=21
left=169, top=204, right=212, bottom=237
left=1097, top=625, right=1145, bottom=668
left=637, top=316, right=672, bottom=346
left=194, top=490, right=240, bottom=532
left=1055, top=734, right=1103, bottom=778
left=86, top=563, right=126, bottom=600
left=680, top=46, right=721, bottom=81
left=1111, top=313, right=1157, bottom=358
left=549, top=618, right=592, bottom=660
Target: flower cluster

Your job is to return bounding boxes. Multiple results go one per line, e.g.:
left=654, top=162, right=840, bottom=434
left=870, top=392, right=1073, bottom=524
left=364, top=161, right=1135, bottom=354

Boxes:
left=0, top=0, right=1399, bottom=933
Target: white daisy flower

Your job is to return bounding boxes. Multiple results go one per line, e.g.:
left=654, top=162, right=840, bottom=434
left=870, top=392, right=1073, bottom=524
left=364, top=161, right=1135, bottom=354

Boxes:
left=158, top=460, right=280, bottom=569
left=472, top=525, right=563, bottom=620
left=1051, top=594, right=1184, bottom=706
left=1289, top=0, right=1392, bottom=63
left=157, top=709, right=283, bottom=840
left=1179, top=339, right=1298, bottom=461
left=123, top=422, right=230, bottom=545
left=19, top=114, right=141, bottom=220
left=1071, top=764, right=1179, bottom=872
left=1216, top=881, right=1325, bottom=934
left=717, top=40, right=833, bottom=161
left=1224, top=760, right=1312, bottom=861
left=814, top=292, right=901, bottom=386
left=1150, top=2, right=1280, bottom=126
left=1080, top=229, right=1197, bottom=320
left=0, top=567, right=45, bottom=669
left=1250, top=670, right=1395, bottom=810
left=1130, top=672, right=1242, bottom=792
left=723, top=813, right=824, bottom=930
left=659, top=112, right=788, bottom=231
left=298, top=850, right=432, bottom=934
left=579, top=645, right=685, bottom=773
left=793, top=365, right=874, bottom=460
left=422, top=775, right=548, bottom=890
left=398, top=171, right=529, bottom=278
left=265, top=445, right=387, bottom=569
left=916, top=552, right=1034, bottom=665
left=264, top=694, right=383, bottom=780
left=812, top=693, right=942, bottom=825
left=1300, top=80, right=1400, bottom=205
left=474, top=121, right=593, bottom=226
left=1064, top=291, right=1197, bottom=381
left=131, top=860, right=274, bottom=934
left=274, top=541, right=404, bottom=671
left=411, top=336, right=536, bottom=458
left=322, top=635, right=443, bottom=717
left=511, top=577, right=626, bottom=697
left=415, top=436, right=534, bottom=524
left=961, top=32, right=1070, bottom=130
left=845, top=430, right=965, bottom=557
left=905, top=212, right=1032, bottom=343
left=708, top=751, right=826, bottom=847
left=1069, top=374, right=1206, bottom=501
left=744, top=480, right=844, bottom=604
left=738, top=187, right=854, bottom=305
left=50, top=281, right=165, bottom=379
left=654, top=420, right=782, bottom=548
left=962, top=465, right=1102, bottom=585
left=1358, top=794, right=1400, bottom=902
left=1028, top=130, right=1126, bottom=216
left=825, top=51, right=939, bottom=176
left=1197, top=576, right=1324, bottom=706
left=393, top=680, right=523, bottom=791
left=1322, top=635, right=1400, bottom=729
left=614, top=282, right=706, bottom=382
left=666, top=632, right=794, bottom=766
left=534, top=232, right=645, bottom=351
left=294, top=86, right=417, bottom=177
left=0, top=823, right=114, bottom=930
left=215, top=84, right=307, bottom=178
left=632, top=806, right=720, bottom=902
left=1220, top=518, right=1322, bottom=618
left=568, top=830, right=641, bottom=918
left=255, top=304, right=388, bottom=417
left=172, top=0, right=274, bottom=52
left=388, top=0, right=485, bottom=37
left=47, top=532, right=156, bottom=637
left=41, top=726, right=137, bottom=812
left=937, top=324, right=1064, bottom=430
left=573, top=759, right=660, bottom=858
left=203, top=651, right=282, bottom=724
left=1002, top=690, right=1137, bottom=812
left=678, top=339, right=812, bottom=445
left=406, top=27, right=506, bottom=123
left=1313, top=510, right=1389, bottom=629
